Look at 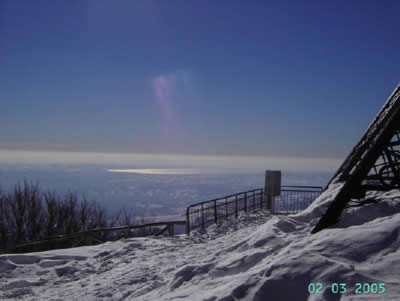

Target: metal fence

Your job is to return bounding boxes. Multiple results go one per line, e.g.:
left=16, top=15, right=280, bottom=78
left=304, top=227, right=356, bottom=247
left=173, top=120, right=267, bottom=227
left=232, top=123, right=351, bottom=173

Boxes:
left=185, top=186, right=323, bottom=234
left=0, top=221, right=186, bottom=254
left=275, top=186, right=323, bottom=214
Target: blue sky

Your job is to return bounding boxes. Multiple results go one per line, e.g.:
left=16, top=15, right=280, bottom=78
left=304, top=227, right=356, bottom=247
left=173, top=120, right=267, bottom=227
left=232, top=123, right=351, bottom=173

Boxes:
left=1, top=0, right=399, bottom=159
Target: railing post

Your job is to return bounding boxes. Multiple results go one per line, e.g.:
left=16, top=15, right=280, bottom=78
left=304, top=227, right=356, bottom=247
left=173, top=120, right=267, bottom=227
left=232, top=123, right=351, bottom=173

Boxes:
left=260, top=189, right=263, bottom=209
left=244, top=193, right=247, bottom=213
left=201, top=204, right=205, bottom=229
left=235, top=195, right=238, bottom=218
left=167, top=224, right=174, bottom=236
left=253, top=191, right=256, bottom=211
left=225, top=198, right=228, bottom=219
left=186, top=207, right=191, bottom=235
left=214, top=200, right=217, bottom=224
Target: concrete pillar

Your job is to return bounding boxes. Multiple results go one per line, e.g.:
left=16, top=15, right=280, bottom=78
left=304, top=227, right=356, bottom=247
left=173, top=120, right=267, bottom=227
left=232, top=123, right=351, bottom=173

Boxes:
left=264, top=170, right=281, bottom=214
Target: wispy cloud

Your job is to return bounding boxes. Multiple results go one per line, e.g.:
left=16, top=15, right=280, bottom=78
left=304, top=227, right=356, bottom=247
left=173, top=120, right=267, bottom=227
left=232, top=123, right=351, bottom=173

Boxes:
left=151, top=70, right=195, bottom=147
left=153, top=74, right=176, bottom=122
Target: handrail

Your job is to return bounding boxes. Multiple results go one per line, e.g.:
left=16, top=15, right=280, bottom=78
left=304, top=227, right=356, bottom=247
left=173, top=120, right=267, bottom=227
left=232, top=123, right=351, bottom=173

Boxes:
left=0, top=220, right=186, bottom=254
left=280, top=189, right=322, bottom=193
left=187, top=188, right=263, bottom=208
left=281, top=185, right=323, bottom=190
left=187, top=187, right=321, bottom=209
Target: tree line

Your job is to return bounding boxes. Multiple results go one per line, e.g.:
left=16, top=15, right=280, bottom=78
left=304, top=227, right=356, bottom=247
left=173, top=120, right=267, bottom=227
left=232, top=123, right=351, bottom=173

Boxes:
left=0, top=181, right=157, bottom=252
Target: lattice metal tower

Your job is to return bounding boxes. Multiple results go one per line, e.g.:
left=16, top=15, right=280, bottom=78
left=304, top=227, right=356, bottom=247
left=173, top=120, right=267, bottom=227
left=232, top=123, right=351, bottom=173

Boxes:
left=312, top=84, right=400, bottom=233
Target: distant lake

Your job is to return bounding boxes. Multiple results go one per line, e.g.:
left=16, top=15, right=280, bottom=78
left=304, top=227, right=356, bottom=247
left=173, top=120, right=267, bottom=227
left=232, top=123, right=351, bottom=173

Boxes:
left=0, top=150, right=340, bottom=219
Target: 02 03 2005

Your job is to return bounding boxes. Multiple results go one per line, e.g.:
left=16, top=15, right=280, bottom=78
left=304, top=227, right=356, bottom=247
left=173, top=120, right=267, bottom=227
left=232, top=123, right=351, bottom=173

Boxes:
left=308, top=283, right=385, bottom=295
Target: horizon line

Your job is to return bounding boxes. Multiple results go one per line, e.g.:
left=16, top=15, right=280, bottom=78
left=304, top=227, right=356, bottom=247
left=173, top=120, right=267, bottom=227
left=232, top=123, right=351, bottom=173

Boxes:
left=0, top=147, right=345, bottom=161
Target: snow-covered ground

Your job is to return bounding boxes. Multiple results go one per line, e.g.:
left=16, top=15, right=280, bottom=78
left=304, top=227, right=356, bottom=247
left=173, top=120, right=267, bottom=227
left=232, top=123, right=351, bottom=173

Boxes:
left=1, top=185, right=400, bottom=300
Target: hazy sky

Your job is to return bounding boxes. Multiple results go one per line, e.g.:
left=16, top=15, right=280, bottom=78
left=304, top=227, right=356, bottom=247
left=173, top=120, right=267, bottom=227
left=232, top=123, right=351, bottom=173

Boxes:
left=1, top=0, right=399, bottom=159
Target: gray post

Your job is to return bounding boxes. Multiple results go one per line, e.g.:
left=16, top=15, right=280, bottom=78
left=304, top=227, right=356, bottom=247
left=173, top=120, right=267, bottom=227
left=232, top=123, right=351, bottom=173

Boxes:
left=235, top=195, right=238, bottom=218
left=186, top=207, right=191, bottom=235
left=264, top=170, right=281, bottom=214
left=214, top=200, right=218, bottom=223
left=167, top=224, right=174, bottom=236
left=225, top=198, right=228, bottom=219
left=201, top=204, right=205, bottom=229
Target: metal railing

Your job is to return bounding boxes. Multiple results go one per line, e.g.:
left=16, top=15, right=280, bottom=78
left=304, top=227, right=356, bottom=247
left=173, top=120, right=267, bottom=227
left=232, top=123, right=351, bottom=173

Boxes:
left=185, top=186, right=323, bottom=234
left=0, top=221, right=186, bottom=254
left=185, top=188, right=264, bottom=235
left=276, top=185, right=323, bottom=214
left=1, top=186, right=323, bottom=253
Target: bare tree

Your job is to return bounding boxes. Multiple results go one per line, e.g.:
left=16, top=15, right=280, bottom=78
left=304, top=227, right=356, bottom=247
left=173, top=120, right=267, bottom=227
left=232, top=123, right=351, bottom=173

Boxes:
left=78, top=197, right=89, bottom=231
left=0, top=181, right=140, bottom=252
left=64, top=192, right=79, bottom=234
left=25, top=182, right=43, bottom=241
left=44, top=190, right=58, bottom=237
left=9, top=182, right=29, bottom=243
left=0, top=188, right=9, bottom=248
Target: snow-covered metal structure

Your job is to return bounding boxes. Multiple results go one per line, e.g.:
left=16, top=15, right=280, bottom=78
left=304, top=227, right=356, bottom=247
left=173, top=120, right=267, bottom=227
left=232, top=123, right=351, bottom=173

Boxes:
left=312, top=83, right=400, bottom=233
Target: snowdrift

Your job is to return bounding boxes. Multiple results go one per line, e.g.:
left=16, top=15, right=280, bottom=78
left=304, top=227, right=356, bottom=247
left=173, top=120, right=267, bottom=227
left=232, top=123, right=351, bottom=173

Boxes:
left=1, top=187, right=399, bottom=300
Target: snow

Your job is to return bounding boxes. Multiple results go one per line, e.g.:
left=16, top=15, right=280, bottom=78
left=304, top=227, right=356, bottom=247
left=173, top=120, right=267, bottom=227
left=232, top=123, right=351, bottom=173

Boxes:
left=1, top=186, right=400, bottom=300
